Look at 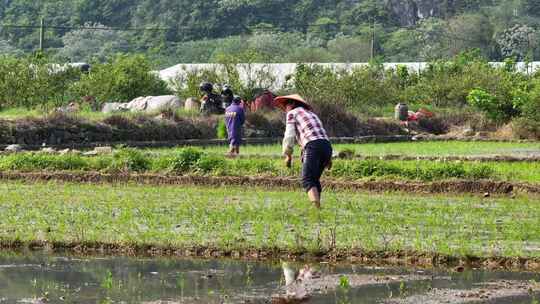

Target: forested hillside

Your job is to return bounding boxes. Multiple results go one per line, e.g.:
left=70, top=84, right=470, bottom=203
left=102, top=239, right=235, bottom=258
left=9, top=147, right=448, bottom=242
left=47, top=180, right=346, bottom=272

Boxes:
left=1, top=0, right=539, bottom=66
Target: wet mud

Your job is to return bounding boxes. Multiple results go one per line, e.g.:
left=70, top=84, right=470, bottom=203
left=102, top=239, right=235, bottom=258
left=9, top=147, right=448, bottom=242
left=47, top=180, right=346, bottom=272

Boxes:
left=385, top=280, right=540, bottom=304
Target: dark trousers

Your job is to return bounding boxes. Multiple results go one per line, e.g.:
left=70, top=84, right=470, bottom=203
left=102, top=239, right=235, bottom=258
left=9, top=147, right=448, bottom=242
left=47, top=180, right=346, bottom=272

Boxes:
left=302, top=139, right=332, bottom=193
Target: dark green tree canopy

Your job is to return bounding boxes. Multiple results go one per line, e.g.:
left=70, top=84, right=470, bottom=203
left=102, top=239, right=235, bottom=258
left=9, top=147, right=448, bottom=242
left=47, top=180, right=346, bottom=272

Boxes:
left=0, top=0, right=538, bottom=64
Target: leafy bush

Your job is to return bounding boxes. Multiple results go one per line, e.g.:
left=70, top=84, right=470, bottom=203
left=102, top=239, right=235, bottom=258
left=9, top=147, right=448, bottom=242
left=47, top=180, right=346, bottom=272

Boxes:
left=196, top=154, right=226, bottom=174
left=168, top=148, right=203, bottom=172
left=107, top=148, right=150, bottom=173
left=467, top=88, right=518, bottom=122
left=0, top=54, right=81, bottom=110
left=71, top=54, right=171, bottom=104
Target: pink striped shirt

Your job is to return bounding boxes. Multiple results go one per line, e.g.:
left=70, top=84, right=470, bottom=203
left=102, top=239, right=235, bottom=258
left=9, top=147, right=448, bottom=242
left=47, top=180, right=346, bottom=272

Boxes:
left=286, top=107, right=329, bottom=148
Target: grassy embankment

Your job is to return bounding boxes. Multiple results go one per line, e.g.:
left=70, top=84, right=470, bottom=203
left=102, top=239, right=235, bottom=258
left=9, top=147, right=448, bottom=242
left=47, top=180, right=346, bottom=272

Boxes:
left=0, top=182, right=538, bottom=261
left=1, top=148, right=540, bottom=182
left=156, top=141, right=540, bottom=158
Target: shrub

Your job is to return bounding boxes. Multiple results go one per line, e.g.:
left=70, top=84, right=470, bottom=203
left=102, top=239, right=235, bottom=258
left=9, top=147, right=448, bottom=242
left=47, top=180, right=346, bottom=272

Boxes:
left=196, top=154, right=226, bottom=174
left=0, top=153, right=88, bottom=171
left=70, top=54, right=171, bottom=105
left=168, top=148, right=203, bottom=172
left=467, top=165, right=495, bottom=180
left=467, top=88, right=519, bottom=123
left=107, top=148, right=150, bottom=173
left=0, top=54, right=81, bottom=110
left=429, top=163, right=467, bottom=180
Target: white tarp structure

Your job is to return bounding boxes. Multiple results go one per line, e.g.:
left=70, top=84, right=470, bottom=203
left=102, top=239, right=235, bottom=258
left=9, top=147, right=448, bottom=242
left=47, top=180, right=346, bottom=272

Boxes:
left=158, top=62, right=540, bottom=91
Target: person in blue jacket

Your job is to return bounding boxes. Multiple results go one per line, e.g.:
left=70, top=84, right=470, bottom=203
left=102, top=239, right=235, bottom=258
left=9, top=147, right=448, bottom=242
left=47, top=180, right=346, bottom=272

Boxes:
left=225, top=96, right=245, bottom=156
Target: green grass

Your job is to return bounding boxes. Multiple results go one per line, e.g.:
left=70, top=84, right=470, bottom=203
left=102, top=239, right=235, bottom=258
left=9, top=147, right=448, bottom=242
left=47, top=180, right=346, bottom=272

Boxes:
left=150, top=141, right=540, bottom=158
left=3, top=148, right=540, bottom=182
left=0, top=182, right=538, bottom=258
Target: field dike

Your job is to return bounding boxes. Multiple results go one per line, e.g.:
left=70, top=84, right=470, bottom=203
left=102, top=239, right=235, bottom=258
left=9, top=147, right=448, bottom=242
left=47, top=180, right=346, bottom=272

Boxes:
left=0, top=171, right=536, bottom=194
left=1, top=240, right=540, bottom=271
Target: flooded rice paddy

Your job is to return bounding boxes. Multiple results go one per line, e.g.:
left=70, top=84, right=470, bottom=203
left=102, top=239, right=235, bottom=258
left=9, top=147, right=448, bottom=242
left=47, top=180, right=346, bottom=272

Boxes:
left=0, top=253, right=538, bottom=303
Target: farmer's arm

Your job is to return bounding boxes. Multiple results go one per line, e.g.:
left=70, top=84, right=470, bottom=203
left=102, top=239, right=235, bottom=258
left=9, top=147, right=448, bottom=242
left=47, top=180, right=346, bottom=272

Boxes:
left=282, top=112, right=296, bottom=157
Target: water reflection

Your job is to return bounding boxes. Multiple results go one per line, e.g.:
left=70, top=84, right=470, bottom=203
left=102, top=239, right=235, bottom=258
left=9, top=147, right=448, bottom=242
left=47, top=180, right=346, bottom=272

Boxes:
left=0, top=252, right=538, bottom=303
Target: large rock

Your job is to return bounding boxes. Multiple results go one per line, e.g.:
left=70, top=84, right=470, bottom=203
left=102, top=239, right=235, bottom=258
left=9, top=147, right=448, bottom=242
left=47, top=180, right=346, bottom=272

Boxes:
left=5, top=144, right=23, bottom=152
left=126, top=95, right=183, bottom=113
left=385, top=0, right=446, bottom=26
left=102, top=102, right=128, bottom=113
left=185, top=97, right=201, bottom=111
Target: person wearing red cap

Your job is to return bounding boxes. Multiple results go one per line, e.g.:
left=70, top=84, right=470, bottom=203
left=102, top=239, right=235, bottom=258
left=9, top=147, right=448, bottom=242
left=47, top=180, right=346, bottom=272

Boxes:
left=275, top=94, right=333, bottom=209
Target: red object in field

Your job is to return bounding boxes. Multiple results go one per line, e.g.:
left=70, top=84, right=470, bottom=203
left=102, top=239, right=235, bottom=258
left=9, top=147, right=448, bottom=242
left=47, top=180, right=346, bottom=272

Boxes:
left=407, top=111, right=418, bottom=121
left=251, top=90, right=275, bottom=112
left=407, top=108, right=434, bottom=121
left=417, top=108, right=434, bottom=118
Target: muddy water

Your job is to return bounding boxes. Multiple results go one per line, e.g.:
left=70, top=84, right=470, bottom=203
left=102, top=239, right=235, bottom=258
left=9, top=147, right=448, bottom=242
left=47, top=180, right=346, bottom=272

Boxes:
left=0, top=253, right=538, bottom=304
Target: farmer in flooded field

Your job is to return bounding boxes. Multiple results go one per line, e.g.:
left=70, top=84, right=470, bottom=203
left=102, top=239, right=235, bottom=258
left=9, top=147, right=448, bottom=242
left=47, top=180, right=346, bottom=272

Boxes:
left=225, top=96, right=246, bottom=156
left=275, top=94, right=333, bottom=209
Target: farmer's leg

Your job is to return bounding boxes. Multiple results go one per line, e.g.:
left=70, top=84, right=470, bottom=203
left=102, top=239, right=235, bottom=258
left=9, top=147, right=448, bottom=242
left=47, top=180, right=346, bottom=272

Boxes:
left=302, top=141, right=323, bottom=208
left=316, top=140, right=333, bottom=195
left=307, top=188, right=321, bottom=208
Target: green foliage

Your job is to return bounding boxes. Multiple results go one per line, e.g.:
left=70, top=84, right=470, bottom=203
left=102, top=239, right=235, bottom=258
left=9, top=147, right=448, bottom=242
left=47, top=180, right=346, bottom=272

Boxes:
left=196, top=154, right=226, bottom=174
left=339, top=275, right=350, bottom=290
left=217, top=120, right=227, bottom=139
left=71, top=54, right=171, bottom=104
left=108, top=148, right=150, bottom=173
left=0, top=54, right=81, bottom=110
left=1, top=0, right=540, bottom=62
left=330, top=159, right=495, bottom=182
left=168, top=148, right=203, bottom=172
left=0, top=149, right=518, bottom=182
left=467, top=88, right=518, bottom=122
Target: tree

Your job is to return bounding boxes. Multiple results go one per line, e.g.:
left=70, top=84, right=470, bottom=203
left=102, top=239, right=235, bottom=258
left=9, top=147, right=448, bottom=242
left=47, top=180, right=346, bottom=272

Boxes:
left=497, top=24, right=538, bottom=60
left=327, top=35, right=371, bottom=62
left=445, top=13, right=496, bottom=58
left=383, top=29, right=422, bottom=61
left=57, top=23, right=129, bottom=62
left=0, top=39, right=22, bottom=55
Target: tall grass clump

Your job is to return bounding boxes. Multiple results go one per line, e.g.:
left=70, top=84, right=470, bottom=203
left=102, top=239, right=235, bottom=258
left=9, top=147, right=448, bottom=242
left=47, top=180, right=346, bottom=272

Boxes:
left=107, top=148, right=150, bottom=173
left=165, top=148, right=204, bottom=173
